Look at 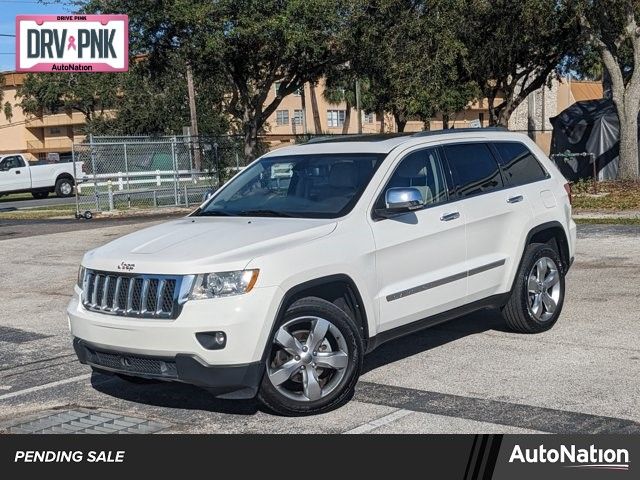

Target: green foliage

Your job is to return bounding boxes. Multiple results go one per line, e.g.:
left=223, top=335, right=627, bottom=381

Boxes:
left=347, top=0, right=478, bottom=131
left=461, top=0, right=580, bottom=125
left=82, top=0, right=355, bottom=159
left=3, top=102, right=12, bottom=122
left=18, top=72, right=120, bottom=121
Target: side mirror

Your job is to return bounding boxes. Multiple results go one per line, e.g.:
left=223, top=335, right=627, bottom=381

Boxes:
left=377, top=187, right=424, bottom=218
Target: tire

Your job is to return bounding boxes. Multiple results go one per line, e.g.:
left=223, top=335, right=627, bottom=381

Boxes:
left=31, top=190, right=49, bottom=199
left=55, top=177, right=74, bottom=197
left=258, top=296, right=363, bottom=416
left=502, top=242, right=565, bottom=333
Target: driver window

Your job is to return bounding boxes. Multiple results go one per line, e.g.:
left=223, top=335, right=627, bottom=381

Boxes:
left=1, top=156, right=23, bottom=170
left=377, top=148, right=448, bottom=209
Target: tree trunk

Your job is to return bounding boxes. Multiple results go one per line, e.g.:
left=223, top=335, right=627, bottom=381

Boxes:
left=309, top=83, right=322, bottom=133
left=617, top=107, right=640, bottom=179
left=487, top=94, right=498, bottom=126
left=379, top=112, right=385, bottom=133
left=394, top=111, right=407, bottom=133
left=442, top=114, right=450, bottom=130
left=243, top=118, right=260, bottom=164
left=342, top=100, right=351, bottom=135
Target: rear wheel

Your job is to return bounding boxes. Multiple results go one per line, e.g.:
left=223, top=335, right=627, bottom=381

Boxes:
left=258, top=297, right=362, bottom=416
left=55, top=177, right=74, bottom=197
left=502, top=243, right=565, bottom=333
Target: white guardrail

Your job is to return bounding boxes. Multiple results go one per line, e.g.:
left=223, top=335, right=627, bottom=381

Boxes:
left=76, top=169, right=215, bottom=193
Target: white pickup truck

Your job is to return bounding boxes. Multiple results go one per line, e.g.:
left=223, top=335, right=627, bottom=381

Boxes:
left=0, top=154, right=82, bottom=199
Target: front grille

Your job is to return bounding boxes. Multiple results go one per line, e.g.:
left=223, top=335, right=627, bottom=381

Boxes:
left=82, top=270, right=184, bottom=319
left=84, top=346, right=178, bottom=378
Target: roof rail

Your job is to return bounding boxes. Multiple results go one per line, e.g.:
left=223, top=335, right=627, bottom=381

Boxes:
left=411, top=127, right=508, bottom=138
left=305, top=133, right=411, bottom=144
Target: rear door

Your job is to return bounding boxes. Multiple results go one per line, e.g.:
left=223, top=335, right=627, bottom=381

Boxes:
left=442, top=142, right=533, bottom=302
left=369, top=146, right=468, bottom=331
left=0, top=156, right=31, bottom=192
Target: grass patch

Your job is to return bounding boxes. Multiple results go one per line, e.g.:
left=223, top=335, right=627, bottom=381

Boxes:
left=574, top=217, right=640, bottom=226
left=0, top=193, right=33, bottom=203
left=0, top=205, right=77, bottom=220
left=572, top=180, right=640, bottom=211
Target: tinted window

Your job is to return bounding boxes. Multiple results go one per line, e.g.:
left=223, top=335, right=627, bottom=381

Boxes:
left=1, top=156, right=24, bottom=170
left=377, top=148, right=448, bottom=209
left=444, top=143, right=502, bottom=197
left=494, top=142, right=548, bottom=186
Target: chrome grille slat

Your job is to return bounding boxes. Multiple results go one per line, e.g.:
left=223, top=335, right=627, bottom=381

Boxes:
left=80, top=269, right=182, bottom=320
left=113, top=277, right=122, bottom=311
left=101, top=276, right=110, bottom=310
left=140, top=279, right=150, bottom=313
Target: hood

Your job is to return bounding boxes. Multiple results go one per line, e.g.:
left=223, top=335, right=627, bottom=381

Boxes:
left=83, top=216, right=337, bottom=274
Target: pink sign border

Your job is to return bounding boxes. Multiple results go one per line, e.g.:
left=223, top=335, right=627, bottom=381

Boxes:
left=15, top=14, right=129, bottom=73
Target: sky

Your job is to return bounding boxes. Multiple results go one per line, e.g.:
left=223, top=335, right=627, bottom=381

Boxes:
left=0, top=0, right=76, bottom=71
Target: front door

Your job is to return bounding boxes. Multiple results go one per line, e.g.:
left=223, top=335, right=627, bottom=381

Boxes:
left=369, top=147, right=468, bottom=332
left=0, top=156, right=30, bottom=192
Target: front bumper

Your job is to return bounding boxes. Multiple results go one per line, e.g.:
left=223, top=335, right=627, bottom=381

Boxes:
left=68, top=285, right=284, bottom=397
left=74, top=338, right=263, bottom=399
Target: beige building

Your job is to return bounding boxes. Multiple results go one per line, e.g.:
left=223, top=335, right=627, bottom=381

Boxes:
left=263, top=77, right=492, bottom=137
left=1, top=69, right=604, bottom=160
left=0, top=72, right=86, bottom=160
left=263, top=77, right=605, bottom=154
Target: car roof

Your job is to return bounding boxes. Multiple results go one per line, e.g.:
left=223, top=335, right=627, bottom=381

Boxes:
left=264, top=127, right=529, bottom=157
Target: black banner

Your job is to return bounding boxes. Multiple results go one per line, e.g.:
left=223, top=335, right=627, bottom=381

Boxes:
left=0, top=434, right=637, bottom=478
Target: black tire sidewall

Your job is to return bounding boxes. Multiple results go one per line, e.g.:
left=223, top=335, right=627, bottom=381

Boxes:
left=55, top=178, right=74, bottom=197
left=517, top=244, right=565, bottom=330
left=258, top=297, right=363, bottom=416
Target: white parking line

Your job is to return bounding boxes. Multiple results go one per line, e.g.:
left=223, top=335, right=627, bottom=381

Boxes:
left=343, top=408, right=414, bottom=434
left=0, top=374, right=91, bottom=401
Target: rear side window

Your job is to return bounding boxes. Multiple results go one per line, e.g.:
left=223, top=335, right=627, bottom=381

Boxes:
left=444, top=143, right=503, bottom=198
left=493, top=142, right=548, bottom=186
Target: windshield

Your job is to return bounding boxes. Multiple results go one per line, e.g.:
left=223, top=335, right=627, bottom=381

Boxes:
left=196, top=153, right=386, bottom=218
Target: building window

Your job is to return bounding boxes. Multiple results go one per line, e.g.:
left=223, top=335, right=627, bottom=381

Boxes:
left=276, top=110, right=289, bottom=126
left=293, top=109, right=304, bottom=126
left=327, top=110, right=346, bottom=128
left=363, top=113, right=375, bottom=124
left=274, top=81, right=282, bottom=95
left=49, top=127, right=62, bottom=135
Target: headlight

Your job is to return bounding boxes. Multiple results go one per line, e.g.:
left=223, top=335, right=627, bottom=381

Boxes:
left=77, top=266, right=85, bottom=288
left=189, top=270, right=259, bottom=300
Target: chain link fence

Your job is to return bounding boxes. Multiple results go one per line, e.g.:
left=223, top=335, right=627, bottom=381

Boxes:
left=71, top=135, right=249, bottom=214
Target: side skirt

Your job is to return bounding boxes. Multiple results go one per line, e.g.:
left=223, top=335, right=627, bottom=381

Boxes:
left=365, top=293, right=510, bottom=353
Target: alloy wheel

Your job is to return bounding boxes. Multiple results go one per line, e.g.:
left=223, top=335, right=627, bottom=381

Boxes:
left=527, top=256, right=561, bottom=322
left=267, top=316, right=349, bottom=402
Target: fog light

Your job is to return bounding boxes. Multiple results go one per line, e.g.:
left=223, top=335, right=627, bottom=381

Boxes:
left=196, top=331, right=227, bottom=350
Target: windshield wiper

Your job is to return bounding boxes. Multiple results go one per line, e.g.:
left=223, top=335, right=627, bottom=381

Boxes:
left=237, top=209, right=292, bottom=218
left=196, top=210, right=233, bottom=217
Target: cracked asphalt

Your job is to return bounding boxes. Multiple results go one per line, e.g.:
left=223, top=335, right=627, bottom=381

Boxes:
left=0, top=217, right=638, bottom=433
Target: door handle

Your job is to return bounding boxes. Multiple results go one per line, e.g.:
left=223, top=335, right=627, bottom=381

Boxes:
left=15, top=170, right=21, bottom=174
left=440, top=211, right=460, bottom=222
left=507, top=195, right=523, bottom=204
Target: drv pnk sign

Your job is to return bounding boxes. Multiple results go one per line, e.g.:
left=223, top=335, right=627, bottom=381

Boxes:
left=16, top=15, right=128, bottom=72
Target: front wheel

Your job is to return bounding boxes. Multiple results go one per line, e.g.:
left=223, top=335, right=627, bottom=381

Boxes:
left=502, top=243, right=565, bottom=333
left=258, top=297, right=363, bottom=416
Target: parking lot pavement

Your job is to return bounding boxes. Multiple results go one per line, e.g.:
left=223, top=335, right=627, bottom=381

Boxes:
left=0, top=220, right=638, bottom=433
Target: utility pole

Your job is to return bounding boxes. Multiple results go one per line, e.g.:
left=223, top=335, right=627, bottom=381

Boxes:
left=186, top=62, right=202, bottom=171
left=355, top=78, right=362, bottom=134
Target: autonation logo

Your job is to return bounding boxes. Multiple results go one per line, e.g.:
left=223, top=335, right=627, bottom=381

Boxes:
left=509, top=444, right=630, bottom=471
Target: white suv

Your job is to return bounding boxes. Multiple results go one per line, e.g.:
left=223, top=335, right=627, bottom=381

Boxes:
left=68, top=129, right=576, bottom=415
